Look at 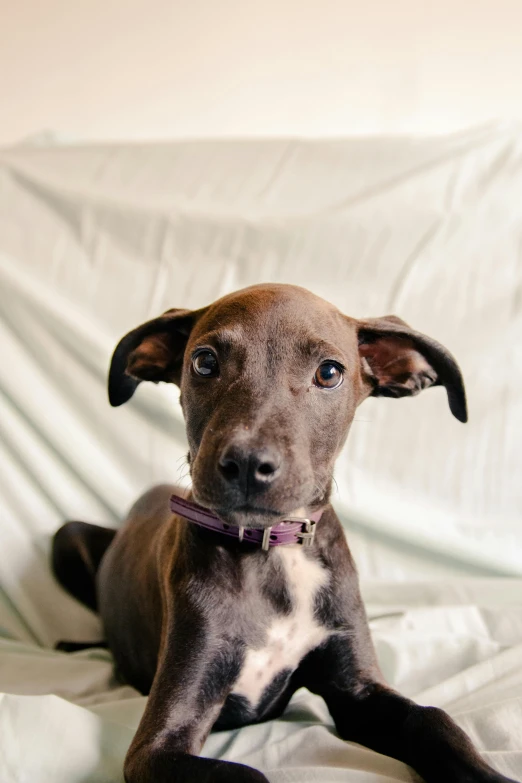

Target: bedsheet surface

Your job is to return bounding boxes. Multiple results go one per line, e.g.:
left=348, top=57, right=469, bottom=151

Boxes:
left=0, top=125, right=521, bottom=781
left=0, top=579, right=521, bottom=782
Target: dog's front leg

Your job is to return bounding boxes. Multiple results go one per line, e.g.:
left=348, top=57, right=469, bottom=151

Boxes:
left=124, top=639, right=268, bottom=783
left=305, top=637, right=518, bottom=783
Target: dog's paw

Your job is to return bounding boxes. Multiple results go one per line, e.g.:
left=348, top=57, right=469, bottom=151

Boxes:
left=55, top=640, right=107, bottom=653
left=209, top=761, right=269, bottom=783
left=442, top=769, right=520, bottom=783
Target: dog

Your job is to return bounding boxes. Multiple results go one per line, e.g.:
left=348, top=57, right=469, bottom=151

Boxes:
left=52, top=283, right=517, bottom=783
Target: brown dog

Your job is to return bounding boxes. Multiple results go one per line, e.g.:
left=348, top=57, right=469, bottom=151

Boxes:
left=53, top=284, right=517, bottom=783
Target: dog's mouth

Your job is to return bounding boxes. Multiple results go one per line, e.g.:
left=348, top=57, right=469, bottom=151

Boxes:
left=190, top=476, right=322, bottom=529
left=209, top=502, right=314, bottom=529
left=214, top=504, right=282, bottom=529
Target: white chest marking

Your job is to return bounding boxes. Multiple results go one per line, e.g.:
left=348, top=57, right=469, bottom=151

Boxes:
left=232, top=547, right=329, bottom=707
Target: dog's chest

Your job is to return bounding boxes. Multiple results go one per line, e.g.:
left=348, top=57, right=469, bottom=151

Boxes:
left=231, top=547, right=329, bottom=708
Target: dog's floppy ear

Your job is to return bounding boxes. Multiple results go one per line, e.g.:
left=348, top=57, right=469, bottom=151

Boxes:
left=357, top=315, right=467, bottom=423
left=108, top=308, right=200, bottom=407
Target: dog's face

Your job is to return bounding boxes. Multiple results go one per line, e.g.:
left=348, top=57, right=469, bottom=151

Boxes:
left=179, top=286, right=360, bottom=526
left=109, top=284, right=466, bottom=528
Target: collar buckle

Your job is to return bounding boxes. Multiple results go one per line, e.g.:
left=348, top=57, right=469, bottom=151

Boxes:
left=286, top=517, right=317, bottom=548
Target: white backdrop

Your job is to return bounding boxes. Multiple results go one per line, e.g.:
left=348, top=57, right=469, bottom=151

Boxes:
left=1, top=123, right=521, bottom=590
left=0, top=124, right=522, bottom=783
left=2, top=0, right=522, bottom=145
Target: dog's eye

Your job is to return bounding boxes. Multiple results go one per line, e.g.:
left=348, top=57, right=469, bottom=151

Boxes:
left=314, top=362, right=343, bottom=389
left=192, top=350, right=219, bottom=378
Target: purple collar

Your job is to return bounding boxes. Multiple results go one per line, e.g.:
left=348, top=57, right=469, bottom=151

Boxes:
left=169, top=494, right=322, bottom=551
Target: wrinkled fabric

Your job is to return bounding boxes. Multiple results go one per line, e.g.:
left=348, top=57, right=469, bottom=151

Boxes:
left=0, top=125, right=521, bottom=781
left=0, top=581, right=521, bottom=782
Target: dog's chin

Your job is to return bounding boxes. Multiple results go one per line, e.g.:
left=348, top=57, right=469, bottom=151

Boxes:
left=192, top=494, right=310, bottom=529
left=191, top=486, right=322, bottom=529
left=216, top=505, right=288, bottom=530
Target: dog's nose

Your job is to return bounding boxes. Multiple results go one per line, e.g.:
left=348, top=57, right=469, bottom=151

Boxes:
left=218, top=444, right=281, bottom=489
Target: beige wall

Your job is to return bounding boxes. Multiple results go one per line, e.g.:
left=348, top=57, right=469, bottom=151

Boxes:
left=2, top=0, right=522, bottom=145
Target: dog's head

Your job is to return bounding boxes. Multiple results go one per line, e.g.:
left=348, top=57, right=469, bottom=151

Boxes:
left=109, top=284, right=466, bottom=528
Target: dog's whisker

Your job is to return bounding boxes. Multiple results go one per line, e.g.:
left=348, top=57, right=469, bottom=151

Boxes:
left=176, top=467, right=192, bottom=485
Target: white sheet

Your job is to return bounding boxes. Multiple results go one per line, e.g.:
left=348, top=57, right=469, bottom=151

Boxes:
left=0, top=125, right=521, bottom=781
left=0, top=580, right=521, bottom=782
left=1, top=123, right=521, bottom=581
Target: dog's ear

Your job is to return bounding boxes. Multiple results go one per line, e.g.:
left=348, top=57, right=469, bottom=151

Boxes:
left=108, top=308, right=200, bottom=407
left=356, top=315, right=467, bottom=423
